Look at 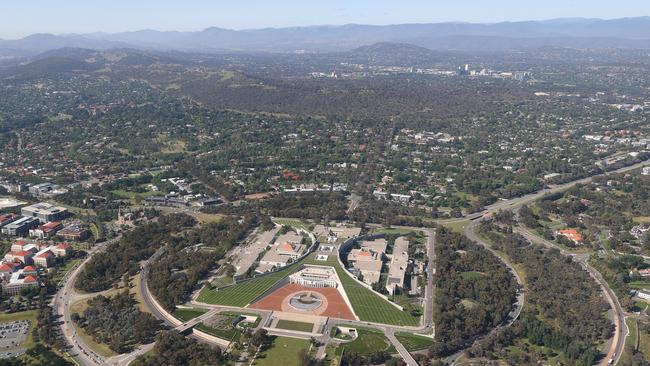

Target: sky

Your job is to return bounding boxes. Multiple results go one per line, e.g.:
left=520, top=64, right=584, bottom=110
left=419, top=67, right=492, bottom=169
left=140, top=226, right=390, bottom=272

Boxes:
left=2, top=0, right=650, bottom=39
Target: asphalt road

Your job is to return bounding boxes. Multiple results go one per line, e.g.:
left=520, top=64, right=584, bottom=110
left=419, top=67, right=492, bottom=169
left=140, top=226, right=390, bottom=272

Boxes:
left=516, top=226, right=626, bottom=366
left=56, top=158, right=649, bottom=365
left=53, top=236, right=121, bottom=366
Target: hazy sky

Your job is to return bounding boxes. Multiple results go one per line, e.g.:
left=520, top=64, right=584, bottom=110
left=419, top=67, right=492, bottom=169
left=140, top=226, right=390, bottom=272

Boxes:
left=2, top=0, right=650, bottom=39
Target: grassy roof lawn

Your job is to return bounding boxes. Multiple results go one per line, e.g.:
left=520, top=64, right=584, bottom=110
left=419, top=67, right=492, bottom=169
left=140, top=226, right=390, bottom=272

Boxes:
left=254, top=336, right=311, bottom=366
left=172, top=308, right=208, bottom=322
left=196, top=265, right=295, bottom=307
left=275, top=320, right=313, bottom=333
left=195, top=312, right=244, bottom=341
left=341, top=327, right=396, bottom=356
left=197, top=251, right=419, bottom=326
left=333, top=266, right=420, bottom=326
left=195, top=323, right=241, bottom=343
left=395, top=332, right=433, bottom=352
left=0, top=311, right=38, bottom=350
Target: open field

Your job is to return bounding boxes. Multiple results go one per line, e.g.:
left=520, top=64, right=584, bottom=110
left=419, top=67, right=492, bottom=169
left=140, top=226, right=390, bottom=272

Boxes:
left=275, top=320, right=314, bottom=333
left=443, top=220, right=469, bottom=234
left=192, top=212, right=225, bottom=224
left=172, top=308, right=208, bottom=322
left=272, top=218, right=311, bottom=230
left=254, top=336, right=311, bottom=366
left=629, top=280, right=650, bottom=290
left=340, top=327, right=395, bottom=355
left=395, top=332, right=433, bottom=351
left=633, top=216, right=650, bottom=224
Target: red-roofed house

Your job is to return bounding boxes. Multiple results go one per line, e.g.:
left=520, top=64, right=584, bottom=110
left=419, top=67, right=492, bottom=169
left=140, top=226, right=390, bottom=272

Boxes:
left=0, top=214, right=18, bottom=227
left=34, top=250, right=54, bottom=268
left=29, top=221, right=63, bottom=239
left=557, top=229, right=584, bottom=244
left=10, top=240, right=29, bottom=252
left=23, top=275, right=37, bottom=283
left=4, top=251, right=34, bottom=265
left=52, top=243, right=72, bottom=257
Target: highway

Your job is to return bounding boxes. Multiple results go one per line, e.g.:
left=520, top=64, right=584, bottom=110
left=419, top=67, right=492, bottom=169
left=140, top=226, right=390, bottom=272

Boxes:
left=479, top=158, right=650, bottom=217
left=53, top=235, right=121, bottom=366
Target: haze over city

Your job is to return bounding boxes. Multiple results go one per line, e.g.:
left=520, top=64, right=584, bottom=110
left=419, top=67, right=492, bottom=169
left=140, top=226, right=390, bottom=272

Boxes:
left=2, top=0, right=650, bottom=38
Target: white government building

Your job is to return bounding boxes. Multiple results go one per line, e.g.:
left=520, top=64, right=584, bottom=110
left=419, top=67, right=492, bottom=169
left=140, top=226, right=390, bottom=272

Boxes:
left=289, top=265, right=338, bottom=288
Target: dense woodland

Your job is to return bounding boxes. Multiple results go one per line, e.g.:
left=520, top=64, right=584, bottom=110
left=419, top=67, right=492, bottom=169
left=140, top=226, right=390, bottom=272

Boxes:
left=132, top=331, right=224, bottom=366
left=75, top=213, right=196, bottom=292
left=147, top=215, right=259, bottom=310
left=216, top=192, right=349, bottom=221
left=73, top=291, right=162, bottom=353
left=430, top=228, right=517, bottom=356
left=475, top=221, right=613, bottom=365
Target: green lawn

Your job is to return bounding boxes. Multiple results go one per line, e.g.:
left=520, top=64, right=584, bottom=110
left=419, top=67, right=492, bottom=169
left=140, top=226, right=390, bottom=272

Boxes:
left=196, top=323, right=241, bottom=342
left=622, top=317, right=642, bottom=364
left=333, top=265, right=420, bottom=326
left=197, top=265, right=295, bottom=307
left=254, top=337, right=311, bottom=366
left=172, top=308, right=208, bottom=322
left=370, top=227, right=418, bottom=235
left=341, top=327, right=395, bottom=356
left=272, top=218, right=311, bottom=231
left=629, top=281, right=650, bottom=290
left=198, top=251, right=420, bottom=326
left=275, top=320, right=313, bottom=333
left=443, top=220, right=469, bottom=234
left=460, top=271, right=484, bottom=280
left=395, top=332, right=433, bottom=351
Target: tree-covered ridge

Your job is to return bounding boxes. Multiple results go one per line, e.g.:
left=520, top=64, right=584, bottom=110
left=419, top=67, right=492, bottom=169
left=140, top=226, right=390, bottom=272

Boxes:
left=132, top=331, right=224, bottom=366
left=73, top=290, right=162, bottom=353
left=430, top=228, right=517, bottom=356
left=75, top=213, right=197, bottom=292
left=147, top=215, right=259, bottom=310
left=475, top=222, right=613, bottom=365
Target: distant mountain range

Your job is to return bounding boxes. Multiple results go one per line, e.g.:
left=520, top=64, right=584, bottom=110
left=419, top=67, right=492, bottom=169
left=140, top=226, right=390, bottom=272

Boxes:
left=3, top=17, right=650, bottom=56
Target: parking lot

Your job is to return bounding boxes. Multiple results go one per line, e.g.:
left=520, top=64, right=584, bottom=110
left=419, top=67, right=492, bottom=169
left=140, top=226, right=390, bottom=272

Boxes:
left=0, top=320, right=29, bottom=356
